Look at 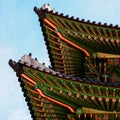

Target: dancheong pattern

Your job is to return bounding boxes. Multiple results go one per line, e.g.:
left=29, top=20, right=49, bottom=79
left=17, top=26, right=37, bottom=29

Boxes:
left=9, top=4, right=120, bottom=120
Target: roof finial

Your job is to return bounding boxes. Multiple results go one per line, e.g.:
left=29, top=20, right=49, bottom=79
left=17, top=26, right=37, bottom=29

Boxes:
left=41, top=4, right=56, bottom=13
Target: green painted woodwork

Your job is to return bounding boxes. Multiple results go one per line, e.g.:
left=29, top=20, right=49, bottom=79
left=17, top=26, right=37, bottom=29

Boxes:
left=41, top=11, right=120, bottom=81
left=9, top=4, right=120, bottom=119
left=21, top=76, right=70, bottom=120
left=22, top=65, right=120, bottom=111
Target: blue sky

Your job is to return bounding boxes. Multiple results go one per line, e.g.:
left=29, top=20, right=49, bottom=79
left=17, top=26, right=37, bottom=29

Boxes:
left=1, top=0, right=120, bottom=119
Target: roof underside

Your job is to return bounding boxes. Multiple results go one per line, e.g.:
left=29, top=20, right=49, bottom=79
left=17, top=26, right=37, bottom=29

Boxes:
left=9, top=55, right=120, bottom=120
left=8, top=4, right=120, bottom=120
left=34, top=5, right=120, bottom=77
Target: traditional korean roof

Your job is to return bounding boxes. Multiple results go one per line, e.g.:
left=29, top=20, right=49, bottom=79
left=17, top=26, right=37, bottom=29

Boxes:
left=9, top=4, right=120, bottom=120
left=9, top=54, right=120, bottom=119
left=34, top=4, right=120, bottom=79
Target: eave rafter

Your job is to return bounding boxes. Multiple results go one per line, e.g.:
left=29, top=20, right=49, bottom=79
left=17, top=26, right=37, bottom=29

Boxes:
left=22, top=63, right=120, bottom=118
left=9, top=52, right=120, bottom=119
left=21, top=73, right=75, bottom=113
left=44, top=13, right=120, bottom=55
left=44, top=18, right=90, bottom=57
left=22, top=63, right=120, bottom=103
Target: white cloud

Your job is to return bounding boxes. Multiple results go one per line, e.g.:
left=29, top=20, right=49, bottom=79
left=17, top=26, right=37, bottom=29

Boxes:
left=61, top=0, right=120, bottom=25
left=0, top=46, right=32, bottom=120
left=7, top=108, right=31, bottom=120
left=81, top=0, right=120, bottom=24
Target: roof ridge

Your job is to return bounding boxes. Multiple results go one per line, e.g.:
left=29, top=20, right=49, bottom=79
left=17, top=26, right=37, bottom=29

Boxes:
left=34, top=4, right=120, bottom=29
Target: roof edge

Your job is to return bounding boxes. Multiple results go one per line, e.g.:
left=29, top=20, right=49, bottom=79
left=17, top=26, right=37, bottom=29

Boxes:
left=34, top=4, right=120, bottom=29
